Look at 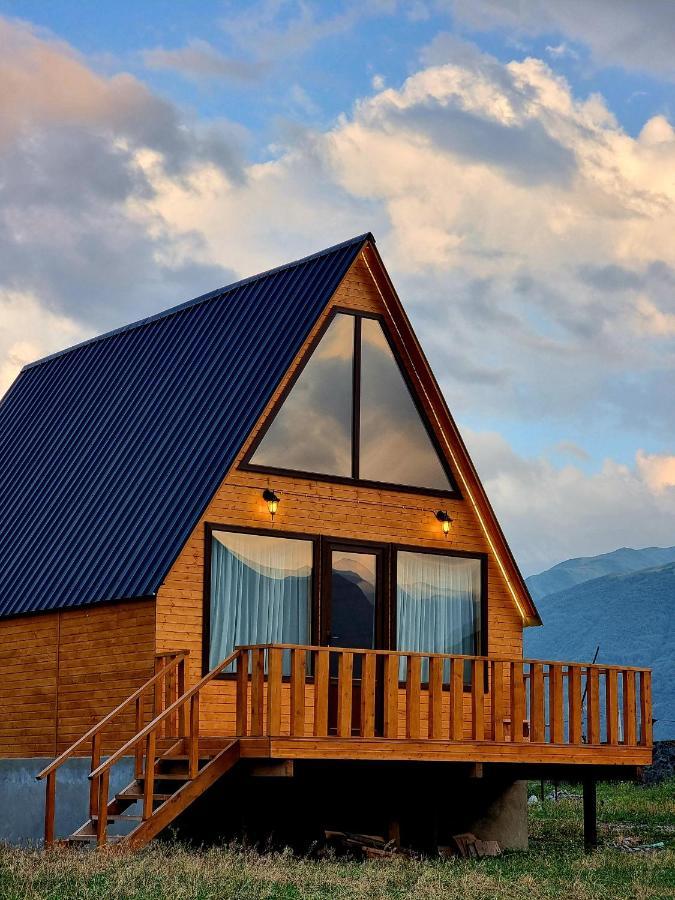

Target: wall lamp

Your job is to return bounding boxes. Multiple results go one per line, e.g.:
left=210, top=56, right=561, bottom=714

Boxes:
left=263, top=488, right=280, bottom=523
left=435, top=509, right=452, bottom=538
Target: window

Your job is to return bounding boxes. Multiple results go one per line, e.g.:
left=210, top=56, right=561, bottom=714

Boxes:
left=247, top=312, right=456, bottom=494
left=396, top=551, right=482, bottom=659
left=209, top=530, right=313, bottom=669
left=360, top=318, right=453, bottom=491
left=248, top=314, right=354, bottom=477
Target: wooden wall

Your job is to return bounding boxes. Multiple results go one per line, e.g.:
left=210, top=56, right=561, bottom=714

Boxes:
left=155, top=252, right=525, bottom=736
left=0, top=599, right=155, bottom=758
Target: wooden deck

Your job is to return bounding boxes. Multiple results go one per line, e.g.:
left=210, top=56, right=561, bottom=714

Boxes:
left=37, top=644, right=652, bottom=849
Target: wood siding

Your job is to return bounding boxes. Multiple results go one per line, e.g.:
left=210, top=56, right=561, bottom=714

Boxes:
left=156, top=254, right=524, bottom=737
left=0, top=600, right=155, bottom=758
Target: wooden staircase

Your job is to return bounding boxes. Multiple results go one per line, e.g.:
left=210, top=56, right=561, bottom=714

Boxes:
left=37, top=648, right=244, bottom=850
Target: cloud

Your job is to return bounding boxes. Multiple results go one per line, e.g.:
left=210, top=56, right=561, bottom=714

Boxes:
left=0, top=17, right=239, bottom=336
left=465, top=430, right=675, bottom=574
left=636, top=450, right=675, bottom=494
left=143, top=39, right=268, bottom=83
left=444, top=0, right=675, bottom=79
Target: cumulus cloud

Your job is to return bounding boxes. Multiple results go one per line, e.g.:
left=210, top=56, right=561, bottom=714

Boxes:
left=466, top=430, right=675, bottom=574
left=0, top=17, right=240, bottom=339
left=444, top=0, right=675, bottom=78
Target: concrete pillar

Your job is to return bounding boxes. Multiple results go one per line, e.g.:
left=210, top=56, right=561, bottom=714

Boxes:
left=465, top=779, right=528, bottom=850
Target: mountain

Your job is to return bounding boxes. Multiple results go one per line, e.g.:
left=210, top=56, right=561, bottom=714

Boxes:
left=525, top=561, right=675, bottom=740
left=526, top=546, right=675, bottom=602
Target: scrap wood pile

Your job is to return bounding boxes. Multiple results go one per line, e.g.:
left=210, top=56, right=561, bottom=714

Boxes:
left=324, top=830, right=501, bottom=860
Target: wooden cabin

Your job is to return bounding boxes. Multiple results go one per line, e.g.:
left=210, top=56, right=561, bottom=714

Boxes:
left=0, top=234, right=652, bottom=851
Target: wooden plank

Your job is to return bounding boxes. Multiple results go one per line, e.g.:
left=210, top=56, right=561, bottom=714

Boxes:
left=587, top=667, right=600, bottom=745
left=313, top=651, right=329, bottom=737
left=290, top=649, right=306, bottom=737
left=44, top=771, right=55, bottom=848
left=449, top=659, right=464, bottom=741
left=236, top=650, right=248, bottom=736
left=568, top=666, right=582, bottom=745
left=639, top=670, right=653, bottom=746
left=360, top=653, right=376, bottom=739
left=549, top=665, right=564, bottom=745
left=471, top=659, right=484, bottom=741
left=510, top=661, right=525, bottom=743
left=383, top=654, right=398, bottom=739
left=491, top=660, right=505, bottom=742
left=605, top=668, right=618, bottom=745
left=267, top=648, right=283, bottom=736
left=90, top=733, right=102, bottom=816
left=189, top=694, right=200, bottom=778
left=143, top=730, right=156, bottom=820
left=406, top=655, right=421, bottom=740
left=428, top=656, right=443, bottom=740
left=530, top=663, right=545, bottom=743
left=96, top=769, right=110, bottom=846
left=622, top=670, right=636, bottom=747
left=337, top=652, right=353, bottom=738
left=250, top=648, right=265, bottom=737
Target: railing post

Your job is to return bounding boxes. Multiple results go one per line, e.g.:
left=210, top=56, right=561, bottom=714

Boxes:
left=89, top=732, right=102, bottom=818
left=530, top=663, right=545, bottom=742
left=568, top=665, right=582, bottom=745
left=587, top=667, right=600, bottom=744
left=360, top=652, right=376, bottom=738
left=428, top=656, right=443, bottom=740
left=267, top=647, right=283, bottom=736
left=470, top=659, right=484, bottom=740
left=337, top=651, right=354, bottom=738
left=383, top=653, right=399, bottom=739
left=510, top=661, right=525, bottom=743
left=236, top=650, right=249, bottom=737
left=605, top=668, right=619, bottom=745
left=44, top=770, right=56, bottom=848
left=96, top=768, right=110, bottom=847
left=250, top=648, right=265, bottom=736
left=639, top=671, right=653, bottom=746
left=177, top=657, right=188, bottom=738
left=449, top=658, right=464, bottom=741
left=623, top=670, right=636, bottom=746
left=189, top=694, right=200, bottom=778
left=143, top=731, right=156, bottom=820
left=313, top=649, right=329, bottom=737
left=290, top=648, right=306, bottom=737
left=405, top=655, right=421, bottom=740
left=550, top=664, right=564, bottom=744
left=491, top=660, right=505, bottom=742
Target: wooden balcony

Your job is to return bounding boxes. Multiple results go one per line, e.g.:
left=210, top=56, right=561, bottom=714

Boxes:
left=227, top=644, right=652, bottom=768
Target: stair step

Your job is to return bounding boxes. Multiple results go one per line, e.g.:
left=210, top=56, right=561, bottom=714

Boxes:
left=116, top=789, right=173, bottom=802
left=143, top=773, right=190, bottom=781
left=68, top=834, right=125, bottom=844
left=91, top=814, right=143, bottom=823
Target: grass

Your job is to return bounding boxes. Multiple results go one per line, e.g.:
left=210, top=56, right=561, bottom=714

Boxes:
left=0, top=780, right=673, bottom=900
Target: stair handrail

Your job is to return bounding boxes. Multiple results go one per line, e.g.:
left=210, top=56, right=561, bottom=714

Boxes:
left=37, top=650, right=189, bottom=847
left=36, top=650, right=190, bottom=781
left=88, top=647, right=241, bottom=783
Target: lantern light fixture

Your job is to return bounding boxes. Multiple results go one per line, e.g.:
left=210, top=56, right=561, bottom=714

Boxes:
left=435, top=509, right=452, bottom=538
left=263, top=488, right=280, bottom=523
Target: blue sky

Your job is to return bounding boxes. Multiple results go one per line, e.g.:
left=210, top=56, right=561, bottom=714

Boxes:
left=1, top=1, right=674, bottom=573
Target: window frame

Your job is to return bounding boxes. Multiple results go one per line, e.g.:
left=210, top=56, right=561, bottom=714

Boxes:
left=240, top=308, right=462, bottom=499
left=202, top=523, right=320, bottom=678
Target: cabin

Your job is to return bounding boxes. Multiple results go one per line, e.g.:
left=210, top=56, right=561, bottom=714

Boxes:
left=0, top=234, right=652, bottom=851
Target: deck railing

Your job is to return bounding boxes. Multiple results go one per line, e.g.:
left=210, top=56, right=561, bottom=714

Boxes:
left=232, top=644, right=653, bottom=748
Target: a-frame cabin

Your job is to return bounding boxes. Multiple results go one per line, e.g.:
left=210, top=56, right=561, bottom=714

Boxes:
left=0, top=235, right=652, bottom=850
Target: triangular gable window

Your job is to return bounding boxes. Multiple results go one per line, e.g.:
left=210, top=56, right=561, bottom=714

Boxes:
left=247, top=312, right=456, bottom=494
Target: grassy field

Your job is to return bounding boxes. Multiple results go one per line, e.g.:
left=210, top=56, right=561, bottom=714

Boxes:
left=0, top=779, right=672, bottom=900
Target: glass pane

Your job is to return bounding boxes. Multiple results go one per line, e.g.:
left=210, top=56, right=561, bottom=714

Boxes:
left=329, top=550, right=376, bottom=650
left=249, top=313, right=353, bottom=476
left=209, top=531, right=312, bottom=669
left=396, top=551, right=481, bottom=660
left=359, top=318, right=453, bottom=490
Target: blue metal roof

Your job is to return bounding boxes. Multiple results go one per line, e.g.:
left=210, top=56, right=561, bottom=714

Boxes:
left=0, top=234, right=371, bottom=618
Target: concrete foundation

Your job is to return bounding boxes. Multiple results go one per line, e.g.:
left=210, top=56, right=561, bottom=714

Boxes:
left=0, top=758, right=134, bottom=846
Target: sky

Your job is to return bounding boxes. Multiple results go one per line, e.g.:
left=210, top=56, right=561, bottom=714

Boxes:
left=1, top=1, right=674, bottom=575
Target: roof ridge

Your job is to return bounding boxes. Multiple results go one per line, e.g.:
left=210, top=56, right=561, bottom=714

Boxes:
left=22, top=232, right=373, bottom=372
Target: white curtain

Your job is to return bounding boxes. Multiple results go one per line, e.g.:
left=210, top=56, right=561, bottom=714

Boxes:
left=396, top=551, right=481, bottom=677
left=209, top=531, right=312, bottom=670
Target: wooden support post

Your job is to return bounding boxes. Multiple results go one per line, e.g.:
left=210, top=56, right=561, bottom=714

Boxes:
left=623, top=670, right=636, bottom=746
left=583, top=777, right=597, bottom=852
left=250, top=648, right=265, bottom=736
left=471, top=659, right=484, bottom=741
left=89, top=733, right=102, bottom=817
left=143, top=731, right=156, bottom=821
left=236, top=650, right=249, bottom=737
left=428, top=656, right=443, bottom=740
left=290, top=649, right=306, bottom=737
left=189, top=694, right=200, bottom=778
left=267, top=647, right=283, bottom=737
left=406, top=655, right=421, bottom=740
left=383, top=654, right=399, bottom=739
left=44, top=770, right=56, bottom=848
left=449, top=658, right=464, bottom=741
left=313, top=650, right=329, bottom=737
left=360, top=653, right=376, bottom=738
left=177, top=657, right=188, bottom=738
left=491, top=660, right=505, bottom=742
left=96, top=769, right=110, bottom=847
left=337, top=652, right=353, bottom=738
